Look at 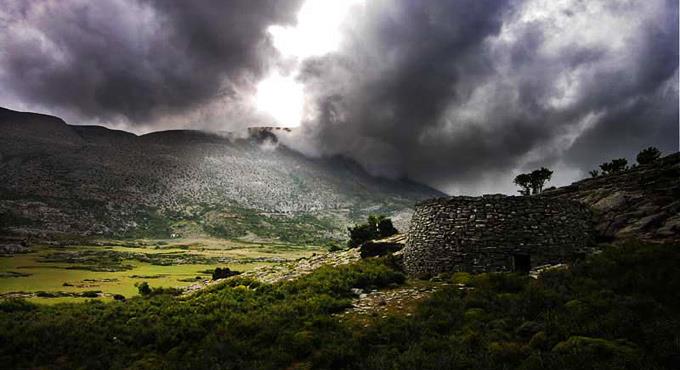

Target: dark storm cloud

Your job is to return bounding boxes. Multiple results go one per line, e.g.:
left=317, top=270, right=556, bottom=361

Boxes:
left=0, top=0, right=302, bottom=125
left=294, top=0, right=679, bottom=194
left=0, top=0, right=677, bottom=194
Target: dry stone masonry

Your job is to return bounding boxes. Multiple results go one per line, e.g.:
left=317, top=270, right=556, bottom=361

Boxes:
left=403, top=195, right=593, bottom=277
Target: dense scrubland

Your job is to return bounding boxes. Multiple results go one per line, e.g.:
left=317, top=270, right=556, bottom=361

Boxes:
left=1, top=241, right=678, bottom=369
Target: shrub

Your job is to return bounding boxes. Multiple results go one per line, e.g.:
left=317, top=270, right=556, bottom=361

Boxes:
left=0, top=241, right=678, bottom=369
left=636, top=146, right=661, bottom=165
left=599, top=158, right=628, bottom=175
left=0, top=299, right=36, bottom=313
left=80, top=291, right=100, bottom=298
left=528, top=331, right=548, bottom=350
left=552, top=336, right=641, bottom=361
left=347, top=215, right=398, bottom=247
left=148, top=287, right=183, bottom=296
left=327, top=243, right=343, bottom=252
left=514, top=167, right=553, bottom=195
left=212, top=267, right=240, bottom=280
left=136, top=281, right=151, bottom=296
left=451, top=272, right=472, bottom=285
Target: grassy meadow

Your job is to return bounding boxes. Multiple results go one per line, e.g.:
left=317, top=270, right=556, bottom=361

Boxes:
left=0, top=238, right=321, bottom=303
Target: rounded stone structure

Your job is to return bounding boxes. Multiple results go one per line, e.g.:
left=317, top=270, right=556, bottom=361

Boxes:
left=403, top=195, right=593, bottom=277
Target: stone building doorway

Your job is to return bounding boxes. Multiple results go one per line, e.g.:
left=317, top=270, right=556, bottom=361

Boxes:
left=512, top=254, right=531, bottom=273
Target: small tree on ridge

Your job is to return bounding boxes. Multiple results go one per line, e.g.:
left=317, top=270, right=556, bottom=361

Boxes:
left=636, top=147, right=661, bottom=165
left=514, top=167, right=553, bottom=195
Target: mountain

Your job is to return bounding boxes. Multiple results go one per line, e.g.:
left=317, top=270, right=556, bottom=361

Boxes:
left=0, top=107, right=443, bottom=243
left=544, top=152, right=680, bottom=241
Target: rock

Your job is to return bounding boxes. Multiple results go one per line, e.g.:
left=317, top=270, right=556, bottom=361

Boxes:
left=359, top=234, right=407, bottom=258
left=544, top=153, right=680, bottom=241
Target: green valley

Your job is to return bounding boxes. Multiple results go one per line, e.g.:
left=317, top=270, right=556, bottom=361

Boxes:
left=0, top=238, right=322, bottom=303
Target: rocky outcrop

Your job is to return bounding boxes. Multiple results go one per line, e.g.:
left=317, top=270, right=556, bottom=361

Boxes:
left=543, top=153, right=680, bottom=241
left=403, top=195, right=593, bottom=277
left=359, top=233, right=407, bottom=258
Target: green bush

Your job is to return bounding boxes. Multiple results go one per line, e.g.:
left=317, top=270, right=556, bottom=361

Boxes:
left=80, top=291, right=100, bottom=298
left=347, top=215, right=398, bottom=248
left=327, top=243, right=343, bottom=252
left=0, top=241, right=678, bottom=369
left=135, top=281, right=151, bottom=296
left=636, top=147, right=661, bottom=165
left=599, top=158, right=628, bottom=175
left=212, top=267, right=240, bottom=280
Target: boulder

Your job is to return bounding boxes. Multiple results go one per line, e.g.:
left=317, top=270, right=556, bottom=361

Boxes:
left=360, top=234, right=407, bottom=258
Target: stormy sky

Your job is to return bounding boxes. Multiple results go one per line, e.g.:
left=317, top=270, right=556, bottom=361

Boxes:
left=0, top=0, right=678, bottom=194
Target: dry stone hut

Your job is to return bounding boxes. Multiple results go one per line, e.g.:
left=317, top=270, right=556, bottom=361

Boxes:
left=403, top=195, right=593, bottom=277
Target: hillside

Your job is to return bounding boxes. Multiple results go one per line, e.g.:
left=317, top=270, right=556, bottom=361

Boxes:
left=0, top=107, right=443, bottom=243
left=543, top=153, right=680, bottom=241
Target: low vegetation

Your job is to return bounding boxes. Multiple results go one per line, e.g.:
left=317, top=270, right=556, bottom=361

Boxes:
left=212, top=267, right=240, bottom=280
left=0, top=241, right=677, bottom=369
left=589, top=146, right=663, bottom=177
left=636, top=147, right=662, bottom=165
left=347, top=215, right=399, bottom=248
left=0, top=240, right=320, bottom=301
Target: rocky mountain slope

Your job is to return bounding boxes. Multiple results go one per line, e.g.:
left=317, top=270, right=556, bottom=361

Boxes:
left=0, top=107, right=443, bottom=243
left=544, top=153, right=680, bottom=241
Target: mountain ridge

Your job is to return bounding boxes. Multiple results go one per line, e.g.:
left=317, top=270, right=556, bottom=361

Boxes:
left=0, top=107, right=444, bottom=243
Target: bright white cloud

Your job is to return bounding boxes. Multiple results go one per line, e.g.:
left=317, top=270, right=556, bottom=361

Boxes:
left=268, top=0, right=364, bottom=59
left=255, top=71, right=304, bottom=127
left=255, top=0, right=364, bottom=127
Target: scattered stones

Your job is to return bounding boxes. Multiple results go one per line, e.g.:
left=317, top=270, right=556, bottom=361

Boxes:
left=339, top=285, right=438, bottom=317
left=185, top=248, right=362, bottom=293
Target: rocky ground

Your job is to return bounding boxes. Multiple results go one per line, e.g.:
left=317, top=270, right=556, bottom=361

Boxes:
left=184, top=248, right=362, bottom=293
left=339, top=284, right=440, bottom=319
left=0, top=107, right=441, bottom=241
left=544, top=153, right=680, bottom=241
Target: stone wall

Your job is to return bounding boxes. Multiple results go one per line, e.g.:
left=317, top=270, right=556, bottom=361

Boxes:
left=403, top=195, right=593, bottom=277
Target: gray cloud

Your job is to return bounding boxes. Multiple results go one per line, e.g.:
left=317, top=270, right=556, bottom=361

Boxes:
left=294, top=0, right=678, bottom=194
left=0, top=0, right=302, bottom=128
left=0, top=0, right=677, bottom=194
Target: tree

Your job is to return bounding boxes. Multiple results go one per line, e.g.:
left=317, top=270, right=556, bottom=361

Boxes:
left=589, top=170, right=600, bottom=178
left=514, top=173, right=532, bottom=196
left=212, top=267, right=239, bottom=280
left=636, top=147, right=661, bottom=165
left=599, top=158, right=628, bottom=175
left=136, top=281, right=151, bottom=296
left=347, top=215, right=399, bottom=247
left=377, top=217, right=398, bottom=238
left=529, top=167, right=553, bottom=194
left=514, top=167, right=553, bottom=195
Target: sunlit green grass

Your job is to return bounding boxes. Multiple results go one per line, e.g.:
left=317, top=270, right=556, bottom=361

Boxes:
left=0, top=238, right=321, bottom=303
